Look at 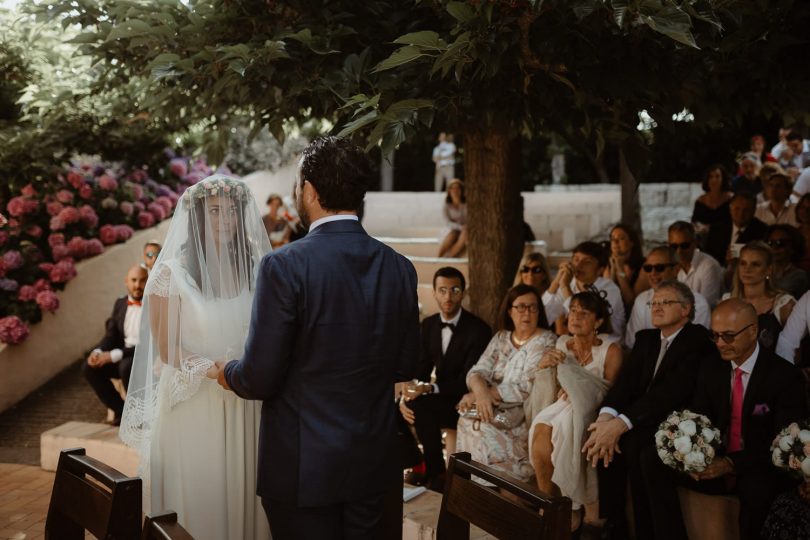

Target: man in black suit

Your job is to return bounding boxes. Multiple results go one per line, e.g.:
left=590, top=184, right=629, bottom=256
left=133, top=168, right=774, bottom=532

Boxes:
left=706, top=192, right=768, bottom=266
left=213, top=137, right=420, bottom=540
left=646, top=299, right=807, bottom=540
left=582, top=280, right=720, bottom=540
left=84, top=264, right=147, bottom=425
left=399, top=266, right=491, bottom=491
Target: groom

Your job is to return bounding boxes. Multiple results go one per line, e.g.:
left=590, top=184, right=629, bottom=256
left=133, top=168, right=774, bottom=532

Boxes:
left=210, top=137, right=420, bottom=539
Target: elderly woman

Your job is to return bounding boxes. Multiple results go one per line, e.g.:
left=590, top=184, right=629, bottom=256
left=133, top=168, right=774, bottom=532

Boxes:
left=529, top=292, right=622, bottom=532
left=456, top=284, right=557, bottom=483
left=438, top=178, right=467, bottom=258
left=724, top=241, right=796, bottom=351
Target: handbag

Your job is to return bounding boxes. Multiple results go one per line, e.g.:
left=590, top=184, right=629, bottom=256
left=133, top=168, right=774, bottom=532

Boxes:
left=460, top=401, right=525, bottom=430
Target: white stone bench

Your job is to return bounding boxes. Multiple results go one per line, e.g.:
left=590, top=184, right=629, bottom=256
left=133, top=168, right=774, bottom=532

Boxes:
left=40, top=421, right=139, bottom=477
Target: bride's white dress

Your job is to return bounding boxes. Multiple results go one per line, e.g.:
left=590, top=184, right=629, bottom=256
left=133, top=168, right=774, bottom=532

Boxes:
left=147, top=260, right=270, bottom=540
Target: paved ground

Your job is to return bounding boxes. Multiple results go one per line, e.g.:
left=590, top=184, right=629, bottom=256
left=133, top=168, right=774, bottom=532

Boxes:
left=0, top=360, right=106, bottom=466
left=0, top=464, right=53, bottom=540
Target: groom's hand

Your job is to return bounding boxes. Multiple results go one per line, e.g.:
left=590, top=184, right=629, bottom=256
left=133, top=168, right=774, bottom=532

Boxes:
left=207, top=361, right=232, bottom=391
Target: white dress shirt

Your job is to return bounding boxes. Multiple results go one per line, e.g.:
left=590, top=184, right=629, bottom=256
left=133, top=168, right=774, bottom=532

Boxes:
left=308, top=214, right=359, bottom=232
left=775, top=289, right=809, bottom=363
left=678, top=250, right=724, bottom=308
left=624, top=288, right=711, bottom=349
left=755, top=201, right=798, bottom=226
left=433, top=308, right=463, bottom=394
left=731, top=344, right=759, bottom=396
left=95, top=297, right=142, bottom=363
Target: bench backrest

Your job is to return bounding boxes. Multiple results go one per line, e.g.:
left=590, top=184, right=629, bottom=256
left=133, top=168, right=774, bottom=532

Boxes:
left=142, top=511, right=195, bottom=540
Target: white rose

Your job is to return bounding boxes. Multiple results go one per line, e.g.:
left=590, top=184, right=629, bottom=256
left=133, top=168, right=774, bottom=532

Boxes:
left=674, top=435, right=693, bottom=455
left=802, top=457, right=810, bottom=477
left=799, top=430, right=810, bottom=444
left=772, top=448, right=784, bottom=467
left=701, top=428, right=715, bottom=444
left=779, top=435, right=794, bottom=452
left=684, top=451, right=706, bottom=472
left=679, top=420, right=697, bottom=436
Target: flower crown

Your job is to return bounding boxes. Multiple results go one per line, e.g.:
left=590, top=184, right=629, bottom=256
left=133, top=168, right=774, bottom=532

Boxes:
left=183, top=177, right=249, bottom=203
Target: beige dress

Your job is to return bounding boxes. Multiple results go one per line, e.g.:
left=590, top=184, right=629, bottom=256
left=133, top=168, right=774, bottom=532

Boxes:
left=456, top=329, right=556, bottom=483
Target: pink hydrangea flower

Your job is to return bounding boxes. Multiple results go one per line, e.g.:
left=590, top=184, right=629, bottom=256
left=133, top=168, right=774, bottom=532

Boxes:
left=129, top=169, right=148, bottom=183
left=155, top=196, right=174, bottom=212
left=133, top=201, right=145, bottom=213
left=33, top=278, right=51, bottom=291
left=37, top=263, right=53, bottom=274
left=6, top=197, right=27, bottom=217
left=0, top=231, right=8, bottom=246
left=25, top=225, right=43, bottom=238
left=58, top=206, right=80, bottom=224
left=128, top=183, right=144, bottom=200
left=0, top=316, right=30, bottom=345
left=115, top=225, right=134, bottom=241
left=51, top=244, right=71, bottom=261
left=49, top=259, right=77, bottom=283
left=78, top=205, right=99, bottom=228
left=67, top=237, right=88, bottom=259
left=98, top=175, right=118, bottom=191
left=119, top=201, right=134, bottom=216
left=67, top=171, right=84, bottom=189
left=147, top=202, right=167, bottom=222
left=137, top=211, right=156, bottom=228
left=48, top=233, right=65, bottom=248
left=56, top=189, right=74, bottom=204
left=49, top=216, right=65, bottom=231
left=99, top=224, right=118, bottom=245
left=85, top=238, right=104, bottom=256
left=79, top=184, right=94, bottom=200
left=36, top=290, right=60, bottom=312
left=21, top=184, right=37, bottom=198
left=46, top=201, right=64, bottom=217
left=2, top=250, right=24, bottom=270
left=17, top=285, right=38, bottom=302
left=169, top=158, right=188, bottom=178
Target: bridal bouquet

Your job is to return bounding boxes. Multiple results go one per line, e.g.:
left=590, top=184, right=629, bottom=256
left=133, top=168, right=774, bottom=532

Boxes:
left=771, top=420, right=810, bottom=478
left=655, top=409, right=721, bottom=473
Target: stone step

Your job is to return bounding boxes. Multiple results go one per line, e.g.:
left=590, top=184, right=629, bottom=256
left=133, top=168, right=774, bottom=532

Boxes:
left=40, top=421, right=138, bottom=477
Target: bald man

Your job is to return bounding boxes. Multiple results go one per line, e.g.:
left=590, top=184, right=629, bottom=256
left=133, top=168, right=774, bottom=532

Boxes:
left=84, top=265, right=147, bottom=425
left=645, top=299, right=807, bottom=540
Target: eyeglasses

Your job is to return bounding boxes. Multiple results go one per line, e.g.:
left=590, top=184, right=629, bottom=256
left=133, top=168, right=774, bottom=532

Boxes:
left=511, top=303, right=539, bottom=314
left=767, top=239, right=788, bottom=248
left=711, top=323, right=754, bottom=344
left=436, top=286, right=463, bottom=296
left=520, top=266, right=544, bottom=274
left=145, top=251, right=158, bottom=258
left=646, top=299, right=684, bottom=308
left=669, top=242, right=692, bottom=250
left=642, top=263, right=676, bottom=273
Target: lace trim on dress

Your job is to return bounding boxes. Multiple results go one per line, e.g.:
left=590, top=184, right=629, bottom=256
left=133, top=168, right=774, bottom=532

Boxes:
left=146, top=262, right=173, bottom=297
left=169, top=354, right=215, bottom=409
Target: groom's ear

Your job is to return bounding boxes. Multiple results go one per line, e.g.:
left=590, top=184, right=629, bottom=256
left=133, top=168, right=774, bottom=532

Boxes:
left=302, top=180, right=321, bottom=209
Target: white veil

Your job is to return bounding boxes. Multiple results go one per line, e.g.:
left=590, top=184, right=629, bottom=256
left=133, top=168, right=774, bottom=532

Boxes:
left=120, top=174, right=271, bottom=474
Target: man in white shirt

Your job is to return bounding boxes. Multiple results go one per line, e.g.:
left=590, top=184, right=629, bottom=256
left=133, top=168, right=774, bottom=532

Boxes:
left=432, top=132, right=456, bottom=191
left=543, top=241, right=625, bottom=339
left=775, top=288, right=810, bottom=363
left=84, top=264, right=147, bottom=425
left=755, top=172, right=797, bottom=226
left=625, top=247, right=711, bottom=348
left=668, top=221, right=724, bottom=307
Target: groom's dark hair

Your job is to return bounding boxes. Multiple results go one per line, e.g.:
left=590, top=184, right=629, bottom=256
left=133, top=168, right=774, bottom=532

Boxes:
left=299, top=136, right=374, bottom=212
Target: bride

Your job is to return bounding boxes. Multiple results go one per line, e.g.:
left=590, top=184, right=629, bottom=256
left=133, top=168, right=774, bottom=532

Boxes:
left=120, top=175, right=272, bottom=539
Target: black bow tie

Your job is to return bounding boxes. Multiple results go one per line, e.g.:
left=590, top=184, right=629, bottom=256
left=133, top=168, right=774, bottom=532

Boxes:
left=441, top=322, right=455, bottom=332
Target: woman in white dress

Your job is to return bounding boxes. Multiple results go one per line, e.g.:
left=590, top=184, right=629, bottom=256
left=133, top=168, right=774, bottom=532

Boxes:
left=529, top=291, right=622, bottom=531
left=120, top=175, right=272, bottom=540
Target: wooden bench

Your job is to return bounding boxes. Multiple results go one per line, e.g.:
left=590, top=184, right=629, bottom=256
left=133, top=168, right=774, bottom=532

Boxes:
left=143, top=510, right=195, bottom=540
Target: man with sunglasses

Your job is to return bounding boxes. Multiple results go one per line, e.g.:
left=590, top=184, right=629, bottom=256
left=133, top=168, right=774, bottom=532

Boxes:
left=668, top=221, right=724, bottom=307
left=645, top=299, right=806, bottom=540
left=142, top=240, right=162, bottom=271
left=398, top=267, right=491, bottom=491
left=583, top=280, right=718, bottom=540
left=625, top=246, right=711, bottom=348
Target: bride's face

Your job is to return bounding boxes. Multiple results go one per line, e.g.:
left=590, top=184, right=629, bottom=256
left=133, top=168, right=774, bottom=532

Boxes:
left=207, top=194, right=239, bottom=245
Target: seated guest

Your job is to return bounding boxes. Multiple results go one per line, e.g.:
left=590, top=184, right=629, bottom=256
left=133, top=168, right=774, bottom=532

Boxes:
left=399, top=267, right=491, bottom=491
left=142, top=241, right=161, bottom=271
left=602, top=223, right=644, bottom=309
left=756, top=172, right=798, bottom=226
left=780, top=131, right=810, bottom=179
left=669, top=221, right=724, bottom=307
left=766, top=224, right=809, bottom=299
left=438, top=178, right=467, bottom=258
left=691, top=164, right=732, bottom=235
left=262, top=193, right=292, bottom=248
left=731, top=152, right=763, bottom=197
left=544, top=241, right=626, bottom=340
left=706, top=192, right=768, bottom=266
left=723, top=241, right=795, bottom=352
left=652, top=299, right=807, bottom=540
left=795, top=194, right=810, bottom=273
left=625, top=247, right=711, bottom=349
left=456, top=284, right=556, bottom=484
left=762, top=471, right=810, bottom=540
left=516, top=252, right=552, bottom=293
left=776, top=290, right=810, bottom=364
left=582, top=281, right=719, bottom=540
left=84, top=264, right=147, bottom=425
left=529, top=292, right=622, bottom=532
left=748, top=134, right=777, bottom=166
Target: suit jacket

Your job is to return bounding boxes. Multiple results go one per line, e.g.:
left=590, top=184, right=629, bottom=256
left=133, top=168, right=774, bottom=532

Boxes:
left=692, top=348, right=807, bottom=475
left=224, top=220, right=420, bottom=506
left=95, top=296, right=135, bottom=364
left=706, top=218, right=768, bottom=265
left=417, top=310, right=491, bottom=399
left=602, top=323, right=720, bottom=431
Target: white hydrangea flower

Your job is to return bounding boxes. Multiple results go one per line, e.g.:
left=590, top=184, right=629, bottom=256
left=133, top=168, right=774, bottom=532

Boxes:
left=799, top=430, right=810, bottom=444
left=684, top=451, right=706, bottom=471
left=701, top=427, right=715, bottom=443
left=674, top=435, right=693, bottom=455
left=779, top=435, right=794, bottom=452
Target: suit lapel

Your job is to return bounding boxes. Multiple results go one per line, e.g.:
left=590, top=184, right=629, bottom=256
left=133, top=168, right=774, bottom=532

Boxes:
left=648, top=325, right=688, bottom=386
left=115, top=297, right=128, bottom=336
left=641, top=333, right=662, bottom=388
left=429, top=317, right=444, bottom=367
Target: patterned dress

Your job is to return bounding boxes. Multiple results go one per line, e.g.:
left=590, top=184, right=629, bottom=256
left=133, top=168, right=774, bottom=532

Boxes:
left=456, top=329, right=556, bottom=483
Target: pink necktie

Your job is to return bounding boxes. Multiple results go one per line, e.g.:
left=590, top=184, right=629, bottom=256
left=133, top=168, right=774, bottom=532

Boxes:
left=728, top=368, right=744, bottom=452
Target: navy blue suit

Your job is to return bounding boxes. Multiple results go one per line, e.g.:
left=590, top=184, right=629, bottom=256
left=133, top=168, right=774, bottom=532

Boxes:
left=224, top=219, right=419, bottom=539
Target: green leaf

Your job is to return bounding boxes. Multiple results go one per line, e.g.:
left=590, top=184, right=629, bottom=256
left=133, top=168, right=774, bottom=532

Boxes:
left=66, top=32, right=100, bottom=44
left=373, top=46, right=428, bottom=72
left=229, top=59, right=247, bottom=77
left=106, top=19, right=153, bottom=41
left=337, top=110, right=379, bottom=137
left=446, top=2, right=475, bottom=24
left=392, top=31, right=445, bottom=50
left=641, top=6, right=698, bottom=49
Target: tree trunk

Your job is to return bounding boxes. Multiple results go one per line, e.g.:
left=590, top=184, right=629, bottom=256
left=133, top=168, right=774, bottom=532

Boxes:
left=463, top=124, right=525, bottom=328
left=618, top=145, right=643, bottom=238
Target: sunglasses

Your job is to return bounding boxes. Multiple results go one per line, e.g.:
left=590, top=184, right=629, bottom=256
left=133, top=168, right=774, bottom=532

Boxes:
left=520, top=266, right=544, bottom=274
left=145, top=251, right=158, bottom=258
left=767, top=239, right=788, bottom=248
left=642, top=263, right=676, bottom=273
left=711, top=323, right=754, bottom=344
left=669, top=242, right=692, bottom=250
